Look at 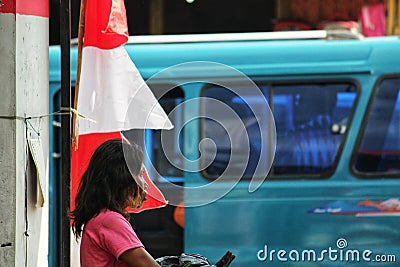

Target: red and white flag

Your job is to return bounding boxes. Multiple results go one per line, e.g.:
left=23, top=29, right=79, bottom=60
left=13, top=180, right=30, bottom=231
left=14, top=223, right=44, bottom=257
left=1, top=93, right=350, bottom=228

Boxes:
left=71, top=0, right=172, bottom=213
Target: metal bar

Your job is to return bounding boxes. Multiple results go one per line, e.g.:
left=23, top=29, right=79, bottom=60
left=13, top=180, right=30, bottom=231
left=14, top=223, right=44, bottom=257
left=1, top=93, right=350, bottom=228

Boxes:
left=120, top=30, right=362, bottom=45
left=60, top=0, right=71, bottom=265
left=72, top=30, right=364, bottom=46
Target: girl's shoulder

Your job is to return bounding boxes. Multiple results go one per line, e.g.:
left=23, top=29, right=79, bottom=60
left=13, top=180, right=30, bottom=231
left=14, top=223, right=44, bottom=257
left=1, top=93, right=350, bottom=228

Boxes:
left=89, top=209, right=128, bottom=228
left=99, top=209, right=123, bottom=218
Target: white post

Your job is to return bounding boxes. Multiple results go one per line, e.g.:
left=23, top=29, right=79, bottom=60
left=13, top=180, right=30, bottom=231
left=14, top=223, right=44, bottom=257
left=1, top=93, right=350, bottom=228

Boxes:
left=0, top=1, right=49, bottom=266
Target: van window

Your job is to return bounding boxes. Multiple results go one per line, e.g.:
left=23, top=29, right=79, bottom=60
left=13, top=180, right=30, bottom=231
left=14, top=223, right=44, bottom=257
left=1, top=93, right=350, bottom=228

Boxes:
left=273, top=83, right=356, bottom=176
left=200, top=85, right=271, bottom=178
left=354, top=77, right=400, bottom=175
left=147, top=85, right=184, bottom=182
left=201, top=82, right=357, bottom=179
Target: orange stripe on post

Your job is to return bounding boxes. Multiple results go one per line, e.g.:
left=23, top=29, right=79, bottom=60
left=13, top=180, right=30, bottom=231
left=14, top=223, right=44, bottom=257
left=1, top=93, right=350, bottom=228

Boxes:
left=0, top=0, right=49, bottom=17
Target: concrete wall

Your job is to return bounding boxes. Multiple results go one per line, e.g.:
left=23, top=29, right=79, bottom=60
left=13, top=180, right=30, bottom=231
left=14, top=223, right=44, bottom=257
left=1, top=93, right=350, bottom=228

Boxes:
left=0, top=2, right=49, bottom=266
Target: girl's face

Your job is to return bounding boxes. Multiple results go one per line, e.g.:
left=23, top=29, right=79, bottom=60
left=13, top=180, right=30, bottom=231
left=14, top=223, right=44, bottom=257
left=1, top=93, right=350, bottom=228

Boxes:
left=126, top=165, right=148, bottom=209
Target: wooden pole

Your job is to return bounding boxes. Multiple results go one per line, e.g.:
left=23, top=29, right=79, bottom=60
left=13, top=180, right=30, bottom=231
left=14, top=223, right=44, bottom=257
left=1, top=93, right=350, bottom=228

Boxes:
left=150, top=0, right=164, bottom=35
left=396, top=0, right=400, bottom=35
left=387, top=0, right=395, bottom=35
left=72, top=0, right=86, bottom=148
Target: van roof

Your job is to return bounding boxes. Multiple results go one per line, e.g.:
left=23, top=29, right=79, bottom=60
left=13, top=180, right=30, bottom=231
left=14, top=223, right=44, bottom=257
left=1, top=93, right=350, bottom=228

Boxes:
left=52, top=31, right=400, bottom=82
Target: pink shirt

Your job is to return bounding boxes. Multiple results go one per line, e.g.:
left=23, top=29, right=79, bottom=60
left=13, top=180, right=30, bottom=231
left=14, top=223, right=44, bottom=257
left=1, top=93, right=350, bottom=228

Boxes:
left=80, top=209, right=144, bottom=267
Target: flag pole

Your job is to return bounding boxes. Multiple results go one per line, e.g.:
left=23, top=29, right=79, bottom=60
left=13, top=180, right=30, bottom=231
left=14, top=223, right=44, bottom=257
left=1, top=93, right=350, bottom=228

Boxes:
left=72, top=0, right=86, bottom=149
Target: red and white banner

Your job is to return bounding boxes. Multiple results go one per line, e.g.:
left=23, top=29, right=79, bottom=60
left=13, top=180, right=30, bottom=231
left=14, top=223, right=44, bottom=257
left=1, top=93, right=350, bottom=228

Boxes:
left=77, top=0, right=172, bottom=134
left=71, top=0, right=172, bottom=213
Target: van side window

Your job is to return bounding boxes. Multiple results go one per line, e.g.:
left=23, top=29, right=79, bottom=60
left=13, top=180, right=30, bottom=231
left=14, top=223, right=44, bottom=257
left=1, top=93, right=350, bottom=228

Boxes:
left=146, top=85, right=184, bottom=183
left=201, top=82, right=357, bottom=179
left=200, top=85, right=271, bottom=179
left=273, top=83, right=356, bottom=176
left=354, top=77, right=400, bottom=175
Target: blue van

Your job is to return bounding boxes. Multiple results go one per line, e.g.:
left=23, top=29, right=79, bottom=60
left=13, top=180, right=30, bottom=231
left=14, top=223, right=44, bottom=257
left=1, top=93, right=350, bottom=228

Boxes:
left=49, top=30, right=400, bottom=266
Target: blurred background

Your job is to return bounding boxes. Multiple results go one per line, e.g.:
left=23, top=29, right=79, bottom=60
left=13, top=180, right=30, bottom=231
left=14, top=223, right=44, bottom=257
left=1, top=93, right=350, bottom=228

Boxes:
left=50, top=0, right=395, bottom=45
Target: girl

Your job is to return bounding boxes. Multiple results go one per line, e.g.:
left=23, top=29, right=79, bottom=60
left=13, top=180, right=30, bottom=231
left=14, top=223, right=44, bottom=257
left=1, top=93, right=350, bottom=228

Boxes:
left=70, top=139, right=160, bottom=267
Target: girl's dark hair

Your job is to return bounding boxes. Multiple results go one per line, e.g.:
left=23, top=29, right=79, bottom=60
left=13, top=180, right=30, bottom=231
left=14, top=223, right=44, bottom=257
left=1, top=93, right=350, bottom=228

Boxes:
left=70, top=139, right=144, bottom=238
